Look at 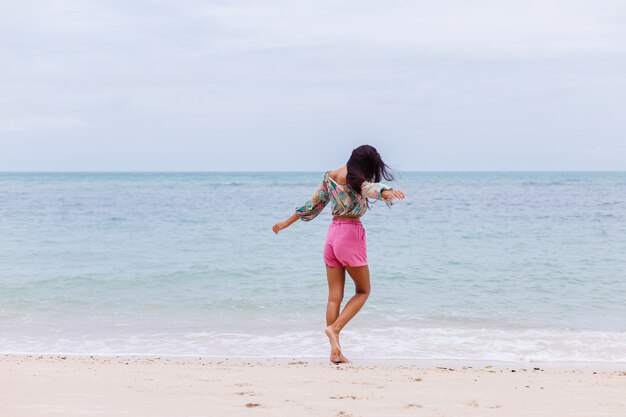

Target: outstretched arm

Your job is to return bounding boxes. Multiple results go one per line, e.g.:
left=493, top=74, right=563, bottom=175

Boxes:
left=272, top=213, right=300, bottom=234
left=273, top=179, right=330, bottom=234
left=362, top=181, right=406, bottom=207
left=381, top=189, right=406, bottom=201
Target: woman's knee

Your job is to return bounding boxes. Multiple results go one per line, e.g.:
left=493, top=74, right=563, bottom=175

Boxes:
left=328, top=292, right=344, bottom=304
left=355, top=286, right=370, bottom=297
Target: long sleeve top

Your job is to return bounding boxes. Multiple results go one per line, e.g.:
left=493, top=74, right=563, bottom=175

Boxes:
left=295, top=171, right=394, bottom=221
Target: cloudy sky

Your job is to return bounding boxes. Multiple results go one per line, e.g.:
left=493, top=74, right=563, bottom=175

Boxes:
left=1, top=0, right=625, bottom=171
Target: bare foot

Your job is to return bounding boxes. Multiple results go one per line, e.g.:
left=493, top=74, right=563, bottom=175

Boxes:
left=329, top=348, right=350, bottom=364
left=325, top=326, right=349, bottom=364
left=334, top=351, right=350, bottom=363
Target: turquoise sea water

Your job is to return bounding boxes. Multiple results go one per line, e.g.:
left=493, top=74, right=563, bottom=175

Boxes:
left=1, top=172, right=626, bottom=362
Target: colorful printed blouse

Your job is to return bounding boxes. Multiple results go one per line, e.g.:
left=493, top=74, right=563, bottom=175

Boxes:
left=295, top=171, right=394, bottom=221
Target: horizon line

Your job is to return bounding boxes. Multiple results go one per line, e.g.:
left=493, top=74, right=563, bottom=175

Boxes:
left=1, top=170, right=626, bottom=174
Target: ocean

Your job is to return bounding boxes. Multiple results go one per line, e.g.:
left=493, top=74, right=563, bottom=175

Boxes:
left=1, top=171, right=625, bottom=363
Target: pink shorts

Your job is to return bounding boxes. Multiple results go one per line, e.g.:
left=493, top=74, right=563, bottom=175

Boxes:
left=323, top=219, right=368, bottom=268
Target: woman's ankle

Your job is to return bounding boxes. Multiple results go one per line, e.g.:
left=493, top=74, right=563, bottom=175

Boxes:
left=326, top=324, right=341, bottom=334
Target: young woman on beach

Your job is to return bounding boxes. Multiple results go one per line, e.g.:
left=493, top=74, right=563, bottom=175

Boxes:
left=272, top=145, right=406, bottom=364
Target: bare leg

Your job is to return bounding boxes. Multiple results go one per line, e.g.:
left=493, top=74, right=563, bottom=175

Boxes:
left=325, top=266, right=348, bottom=363
left=326, top=266, right=346, bottom=326
left=325, top=265, right=370, bottom=362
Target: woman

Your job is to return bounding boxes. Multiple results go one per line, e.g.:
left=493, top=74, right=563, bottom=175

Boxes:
left=272, top=145, right=406, bottom=364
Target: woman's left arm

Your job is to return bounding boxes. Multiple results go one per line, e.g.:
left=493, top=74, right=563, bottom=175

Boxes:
left=272, top=213, right=300, bottom=234
left=273, top=179, right=330, bottom=234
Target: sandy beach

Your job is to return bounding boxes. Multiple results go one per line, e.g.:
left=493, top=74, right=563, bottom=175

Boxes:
left=1, top=355, right=625, bottom=417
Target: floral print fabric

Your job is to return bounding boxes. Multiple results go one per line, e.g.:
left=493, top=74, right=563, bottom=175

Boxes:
left=295, top=171, right=393, bottom=221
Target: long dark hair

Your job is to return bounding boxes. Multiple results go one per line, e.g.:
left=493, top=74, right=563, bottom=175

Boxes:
left=346, top=145, right=394, bottom=198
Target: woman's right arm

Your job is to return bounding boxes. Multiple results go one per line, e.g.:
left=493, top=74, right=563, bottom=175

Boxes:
left=361, top=181, right=406, bottom=207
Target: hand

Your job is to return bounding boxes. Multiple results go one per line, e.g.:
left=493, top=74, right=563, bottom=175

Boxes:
left=382, top=189, right=406, bottom=201
left=272, top=221, right=289, bottom=234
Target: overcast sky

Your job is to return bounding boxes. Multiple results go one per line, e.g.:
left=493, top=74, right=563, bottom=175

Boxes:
left=1, top=0, right=625, bottom=171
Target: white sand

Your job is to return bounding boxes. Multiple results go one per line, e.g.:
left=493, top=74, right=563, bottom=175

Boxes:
left=1, top=354, right=625, bottom=416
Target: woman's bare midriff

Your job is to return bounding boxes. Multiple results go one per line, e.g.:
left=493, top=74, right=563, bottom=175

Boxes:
left=333, top=215, right=361, bottom=222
